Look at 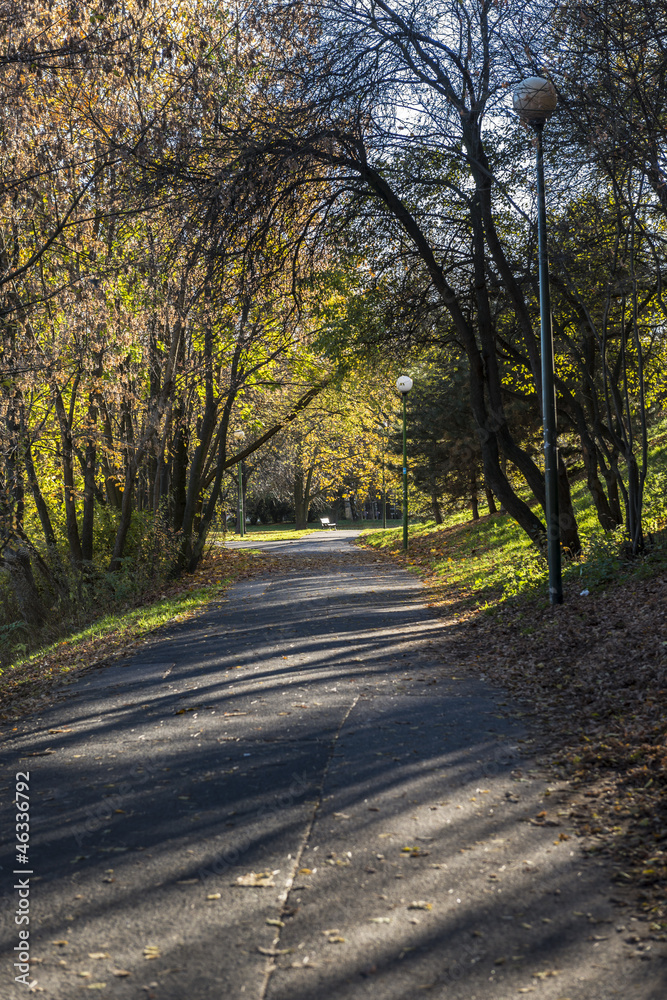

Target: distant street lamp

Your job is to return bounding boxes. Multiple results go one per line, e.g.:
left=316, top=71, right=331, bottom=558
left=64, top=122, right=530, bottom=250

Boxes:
left=396, top=375, right=413, bottom=550
left=513, top=77, right=563, bottom=605
left=233, top=429, right=245, bottom=538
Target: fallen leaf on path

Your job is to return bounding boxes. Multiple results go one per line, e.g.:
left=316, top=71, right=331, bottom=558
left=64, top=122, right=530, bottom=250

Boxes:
left=206, top=893, right=221, bottom=900
left=236, top=871, right=276, bottom=887
left=142, top=946, right=160, bottom=959
left=257, top=946, right=292, bottom=956
left=325, top=854, right=350, bottom=866
left=408, top=901, right=433, bottom=911
left=112, top=970, right=131, bottom=977
left=88, top=953, right=109, bottom=959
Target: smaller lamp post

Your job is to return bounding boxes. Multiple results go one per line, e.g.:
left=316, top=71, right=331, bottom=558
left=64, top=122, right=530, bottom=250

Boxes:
left=233, top=429, right=245, bottom=538
left=396, top=376, right=413, bottom=550
left=513, top=76, right=563, bottom=605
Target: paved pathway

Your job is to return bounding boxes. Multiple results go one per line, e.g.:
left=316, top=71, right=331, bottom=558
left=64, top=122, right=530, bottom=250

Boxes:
left=1, top=534, right=664, bottom=998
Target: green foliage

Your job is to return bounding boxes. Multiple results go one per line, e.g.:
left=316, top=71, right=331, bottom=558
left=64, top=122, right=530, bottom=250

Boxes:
left=0, top=620, right=30, bottom=661
left=643, top=468, right=667, bottom=529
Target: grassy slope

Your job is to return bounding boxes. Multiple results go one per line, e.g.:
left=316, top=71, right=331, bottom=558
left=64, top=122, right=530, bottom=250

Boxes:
left=360, top=422, right=667, bottom=612
left=0, top=549, right=267, bottom=720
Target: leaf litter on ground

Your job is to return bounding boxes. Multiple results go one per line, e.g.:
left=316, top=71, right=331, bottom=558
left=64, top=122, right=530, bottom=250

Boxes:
left=357, top=527, right=667, bottom=920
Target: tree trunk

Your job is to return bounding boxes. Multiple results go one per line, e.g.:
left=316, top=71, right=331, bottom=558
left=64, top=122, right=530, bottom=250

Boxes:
left=485, top=485, right=498, bottom=514
left=598, top=448, right=623, bottom=525
left=171, top=402, right=188, bottom=533
left=54, top=386, right=83, bottom=565
left=81, top=439, right=96, bottom=563
left=3, top=544, right=46, bottom=626
left=581, top=436, right=620, bottom=531
left=294, top=466, right=308, bottom=530
left=23, top=434, right=59, bottom=551
left=557, top=454, right=581, bottom=557
left=625, top=451, right=644, bottom=554
left=108, top=469, right=134, bottom=573
left=471, top=470, right=480, bottom=520
left=176, top=275, right=219, bottom=568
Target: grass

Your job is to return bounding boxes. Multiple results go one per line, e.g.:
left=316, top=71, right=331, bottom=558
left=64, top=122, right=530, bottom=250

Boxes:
left=0, top=549, right=263, bottom=716
left=359, top=431, right=667, bottom=613
left=213, top=527, right=323, bottom=542
left=212, top=519, right=406, bottom=543
left=360, top=510, right=542, bottom=609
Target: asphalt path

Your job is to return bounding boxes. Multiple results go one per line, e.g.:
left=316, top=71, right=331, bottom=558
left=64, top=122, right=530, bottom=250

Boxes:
left=1, top=533, right=664, bottom=999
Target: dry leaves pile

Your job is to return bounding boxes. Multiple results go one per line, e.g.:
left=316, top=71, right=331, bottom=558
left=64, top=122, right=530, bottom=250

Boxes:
left=429, top=566, right=667, bottom=918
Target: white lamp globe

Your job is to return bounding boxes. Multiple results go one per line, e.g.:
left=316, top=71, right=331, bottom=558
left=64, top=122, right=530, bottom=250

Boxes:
left=396, top=375, right=413, bottom=394
left=513, top=77, right=557, bottom=125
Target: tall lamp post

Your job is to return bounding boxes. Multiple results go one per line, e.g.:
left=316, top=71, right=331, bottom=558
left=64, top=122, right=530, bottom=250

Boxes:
left=396, top=376, right=413, bottom=550
left=233, top=429, right=245, bottom=538
left=513, top=77, right=563, bottom=606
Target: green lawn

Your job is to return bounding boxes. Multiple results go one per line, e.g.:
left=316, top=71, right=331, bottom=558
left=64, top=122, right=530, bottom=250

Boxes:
left=0, top=549, right=263, bottom=709
left=360, top=438, right=667, bottom=611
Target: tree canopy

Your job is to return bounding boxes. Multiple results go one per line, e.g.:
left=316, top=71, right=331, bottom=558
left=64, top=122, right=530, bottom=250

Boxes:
left=1, top=0, right=666, bottom=652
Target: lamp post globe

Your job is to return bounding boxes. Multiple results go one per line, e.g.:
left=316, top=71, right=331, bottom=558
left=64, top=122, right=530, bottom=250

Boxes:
left=512, top=76, right=557, bottom=126
left=396, top=375, right=413, bottom=550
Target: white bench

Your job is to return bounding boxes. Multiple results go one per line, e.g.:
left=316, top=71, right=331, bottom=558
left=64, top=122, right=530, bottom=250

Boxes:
left=319, top=517, right=337, bottom=530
